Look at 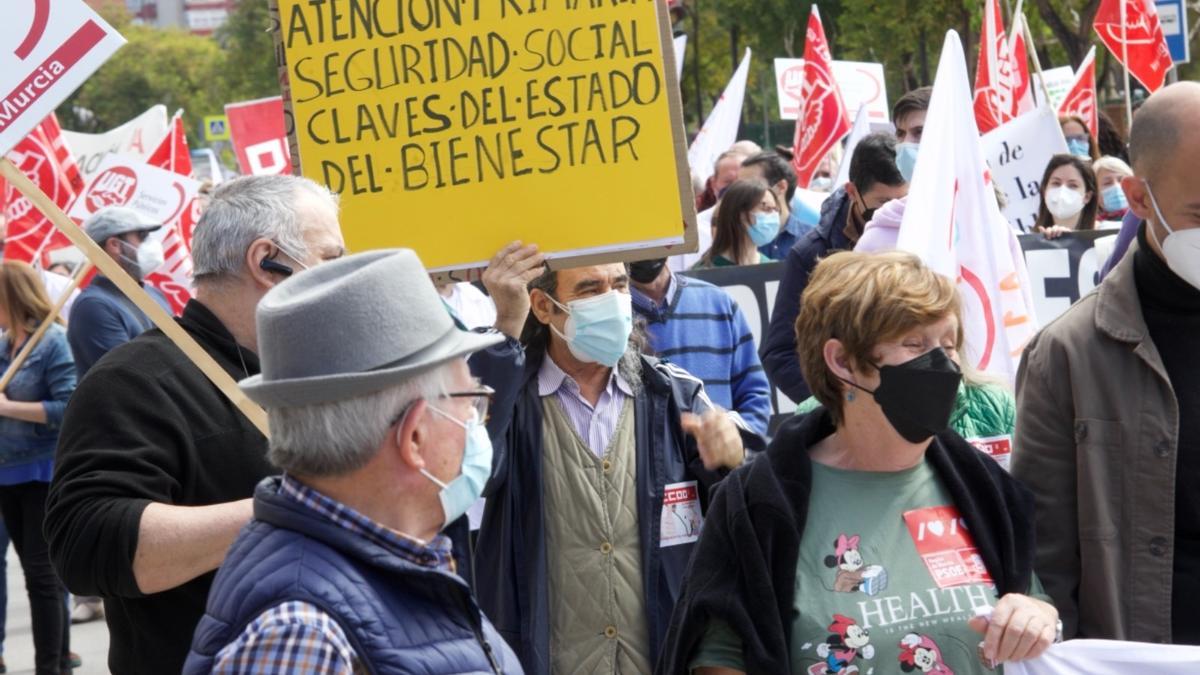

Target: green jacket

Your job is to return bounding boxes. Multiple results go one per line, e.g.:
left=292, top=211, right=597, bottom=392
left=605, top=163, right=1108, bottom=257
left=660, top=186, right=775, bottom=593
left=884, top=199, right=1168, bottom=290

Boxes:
left=795, top=383, right=1016, bottom=441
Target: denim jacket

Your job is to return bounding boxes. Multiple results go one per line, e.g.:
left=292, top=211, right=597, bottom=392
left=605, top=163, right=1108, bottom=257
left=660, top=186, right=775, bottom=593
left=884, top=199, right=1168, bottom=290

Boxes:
left=0, top=324, right=77, bottom=467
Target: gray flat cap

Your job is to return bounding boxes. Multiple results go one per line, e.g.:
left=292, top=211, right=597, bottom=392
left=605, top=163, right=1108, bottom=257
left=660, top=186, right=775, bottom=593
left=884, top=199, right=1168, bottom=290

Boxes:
left=240, top=249, right=502, bottom=408
left=82, top=206, right=162, bottom=243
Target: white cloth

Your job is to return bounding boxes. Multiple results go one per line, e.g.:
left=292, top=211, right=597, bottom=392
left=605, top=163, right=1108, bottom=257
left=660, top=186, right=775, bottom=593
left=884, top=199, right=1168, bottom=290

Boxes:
left=669, top=206, right=715, bottom=273
left=442, top=282, right=496, bottom=330
left=40, top=270, right=79, bottom=319
left=1005, top=639, right=1200, bottom=674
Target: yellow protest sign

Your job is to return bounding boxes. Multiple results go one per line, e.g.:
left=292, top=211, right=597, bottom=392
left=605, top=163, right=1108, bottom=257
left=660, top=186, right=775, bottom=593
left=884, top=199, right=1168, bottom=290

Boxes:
left=271, top=0, right=695, bottom=273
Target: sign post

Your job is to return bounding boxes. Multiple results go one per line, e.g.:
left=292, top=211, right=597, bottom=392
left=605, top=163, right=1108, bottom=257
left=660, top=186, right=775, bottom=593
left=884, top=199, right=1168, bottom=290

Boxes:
left=1156, top=0, right=1191, bottom=64
left=269, top=0, right=697, bottom=277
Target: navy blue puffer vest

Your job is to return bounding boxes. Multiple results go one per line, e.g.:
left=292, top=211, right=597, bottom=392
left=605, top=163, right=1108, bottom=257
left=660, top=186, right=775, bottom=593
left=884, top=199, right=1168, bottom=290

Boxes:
left=184, top=477, right=521, bottom=674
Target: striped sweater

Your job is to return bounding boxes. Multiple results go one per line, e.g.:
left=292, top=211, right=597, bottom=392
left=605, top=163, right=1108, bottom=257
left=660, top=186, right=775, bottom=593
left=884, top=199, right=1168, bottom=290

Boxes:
left=632, top=275, right=772, bottom=435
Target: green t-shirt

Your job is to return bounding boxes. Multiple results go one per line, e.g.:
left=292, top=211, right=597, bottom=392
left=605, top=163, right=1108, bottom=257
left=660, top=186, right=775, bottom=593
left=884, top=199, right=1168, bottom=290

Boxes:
left=691, top=458, right=1042, bottom=674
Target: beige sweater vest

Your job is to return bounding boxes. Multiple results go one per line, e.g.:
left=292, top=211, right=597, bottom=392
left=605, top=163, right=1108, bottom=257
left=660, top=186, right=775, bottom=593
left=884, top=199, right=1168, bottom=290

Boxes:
left=540, top=396, right=651, bottom=674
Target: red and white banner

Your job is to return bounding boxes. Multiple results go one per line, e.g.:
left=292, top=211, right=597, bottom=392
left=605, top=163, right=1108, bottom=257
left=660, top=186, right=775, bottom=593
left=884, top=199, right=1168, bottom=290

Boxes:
left=63, top=104, right=168, bottom=177
left=0, top=0, right=125, bottom=155
left=1008, top=12, right=1036, bottom=118
left=973, top=0, right=1020, bottom=133
left=897, top=31, right=1039, bottom=383
left=2, top=115, right=83, bottom=263
left=144, top=113, right=197, bottom=314
left=774, top=59, right=890, bottom=124
left=1094, top=0, right=1174, bottom=93
left=791, top=6, right=851, bottom=189
left=1057, top=46, right=1099, bottom=138
left=687, top=49, right=751, bottom=185
left=226, top=96, right=291, bottom=176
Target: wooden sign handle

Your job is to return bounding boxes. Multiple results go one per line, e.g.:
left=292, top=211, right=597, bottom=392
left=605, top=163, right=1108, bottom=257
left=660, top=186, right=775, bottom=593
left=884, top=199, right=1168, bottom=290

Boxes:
left=0, top=261, right=93, bottom=392
left=0, top=158, right=270, bottom=437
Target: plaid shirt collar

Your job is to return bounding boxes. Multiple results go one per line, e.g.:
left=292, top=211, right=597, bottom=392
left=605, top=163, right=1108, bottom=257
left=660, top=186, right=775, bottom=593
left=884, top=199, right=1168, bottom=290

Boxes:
left=279, top=474, right=455, bottom=573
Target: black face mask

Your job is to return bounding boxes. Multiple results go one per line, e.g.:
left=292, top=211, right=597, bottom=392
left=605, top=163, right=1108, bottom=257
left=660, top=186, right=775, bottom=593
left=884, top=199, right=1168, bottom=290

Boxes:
left=854, top=190, right=876, bottom=223
left=629, top=258, right=667, bottom=284
left=843, top=347, right=962, bottom=443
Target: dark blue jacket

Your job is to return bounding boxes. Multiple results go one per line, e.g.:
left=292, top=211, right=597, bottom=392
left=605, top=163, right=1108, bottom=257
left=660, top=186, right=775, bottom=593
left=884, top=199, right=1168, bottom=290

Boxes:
left=759, top=187, right=854, bottom=402
left=472, top=343, right=765, bottom=675
left=66, top=275, right=172, bottom=378
left=185, top=477, right=521, bottom=674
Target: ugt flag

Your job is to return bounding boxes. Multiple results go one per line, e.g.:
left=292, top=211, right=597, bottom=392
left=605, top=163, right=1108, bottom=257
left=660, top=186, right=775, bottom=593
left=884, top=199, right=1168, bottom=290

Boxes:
left=791, top=5, right=850, bottom=189
left=1093, top=0, right=1173, bottom=92
left=897, top=30, right=1039, bottom=383
left=2, top=114, right=81, bottom=263
left=687, top=49, right=751, bottom=185
left=1058, top=46, right=1098, bottom=138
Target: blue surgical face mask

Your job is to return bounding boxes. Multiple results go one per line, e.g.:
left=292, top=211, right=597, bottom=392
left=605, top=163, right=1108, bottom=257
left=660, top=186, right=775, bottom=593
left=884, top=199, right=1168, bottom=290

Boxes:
left=1066, top=137, right=1091, bottom=159
left=1101, top=184, right=1128, bottom=212
left=748, top=211, right=781, bottom=247
left=809, top=176, right=833, bottom=192
left=896, top=142, right=920, bottom=183
left=420, top=407, right=493, bottom=530
left=548, top=290, right=633, bottom=368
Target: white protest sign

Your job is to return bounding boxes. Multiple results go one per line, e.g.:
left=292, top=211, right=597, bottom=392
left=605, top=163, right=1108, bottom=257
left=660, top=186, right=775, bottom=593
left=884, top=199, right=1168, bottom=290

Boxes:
left=1032, top=65, right=1075, bottom=110
left=982, top=106, right=1069, bottom=233
left=775, top=58, right=889, bottom=124
left=0, top=0, right=125, bottom=155
left=68, top=154, right=200, bottom=226
left=63, top=105, right=168, bottom=177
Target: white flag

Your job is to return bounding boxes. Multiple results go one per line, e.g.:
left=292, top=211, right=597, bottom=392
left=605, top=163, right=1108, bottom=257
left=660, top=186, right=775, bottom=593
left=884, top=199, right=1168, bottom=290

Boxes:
left=673, top=35, right=688, bottom=81
left=897, top=31, right=1039, bottom=383
left=834, top=105, right=871, bottom=188
left=688, top=48, right=751, bottom=185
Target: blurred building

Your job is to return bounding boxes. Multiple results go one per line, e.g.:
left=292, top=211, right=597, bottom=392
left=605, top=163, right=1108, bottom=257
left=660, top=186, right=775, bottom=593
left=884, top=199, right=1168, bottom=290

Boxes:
left=110, top=0, right=235, bottom=35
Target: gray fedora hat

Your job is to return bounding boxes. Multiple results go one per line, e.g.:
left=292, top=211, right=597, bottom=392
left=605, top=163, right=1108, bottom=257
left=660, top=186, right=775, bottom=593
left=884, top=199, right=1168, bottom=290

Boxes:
left=240, top=249, right=502, bottom=408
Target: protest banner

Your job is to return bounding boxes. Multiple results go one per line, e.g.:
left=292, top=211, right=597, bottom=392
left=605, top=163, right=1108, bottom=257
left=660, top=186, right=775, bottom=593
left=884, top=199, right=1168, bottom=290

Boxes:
left=774, top=59, right=889, bottom=124
left=688, top=49, right=751, bottom=185
left=1031, top=65, right=1075, bottom=109
left=68, top=153, right=200, bottom=226
left=982, top=105, right=1070, bottom=233
left=226, top=96, right=292, bottom=176
left=62, top=105, right=168, bottom=177
left=791, top=6, right=851, bottom=189
left=0, top=0, right=125, bottom=155
left=270, top=0, right=697, bottom=275
left=1058, top=46, right=1099, bottom=137
left=684, top=230, right=1116, bottom=431
left=2, top=114, right=84, bottom=263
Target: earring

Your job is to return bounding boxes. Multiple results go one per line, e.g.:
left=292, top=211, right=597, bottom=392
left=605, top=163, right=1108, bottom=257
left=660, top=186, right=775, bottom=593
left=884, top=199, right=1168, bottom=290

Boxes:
left=846, top=390, right=856, bottom=402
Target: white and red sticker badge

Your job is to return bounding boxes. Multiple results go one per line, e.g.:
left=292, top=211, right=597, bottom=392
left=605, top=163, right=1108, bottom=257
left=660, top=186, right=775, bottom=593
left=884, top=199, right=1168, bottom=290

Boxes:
left=969, top=434, right=1013, bottom=470
left=660, top=481, right=703, bottom=548
left=903, top=505, right=994, bottom=589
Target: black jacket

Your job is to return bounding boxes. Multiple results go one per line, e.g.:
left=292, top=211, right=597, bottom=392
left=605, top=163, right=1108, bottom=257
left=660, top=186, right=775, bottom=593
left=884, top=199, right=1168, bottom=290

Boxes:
left=45, top=301, right=268, bottom=675
left=760, top=187, right=853, bottom=401
left=472, top=343, right=765, bottom=675
left=656, top=408, right=1036, bottom=675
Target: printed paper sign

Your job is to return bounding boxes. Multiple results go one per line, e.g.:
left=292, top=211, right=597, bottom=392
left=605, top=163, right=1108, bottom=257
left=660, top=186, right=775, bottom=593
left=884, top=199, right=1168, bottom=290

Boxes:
left=969, top=434, right=1013, bottom=470
left=660, top=480, right=702, bottom=547
left=0, top=0, right=125, bottom=155
left=273, top=0, right=695, bottom=273
left=68, top=153, right=200, bottom=226
left=903, top=505, right=993, bottom=589
left=226, top=96, right=291, bottom=176
left=774, top=59, right=889, bottom=123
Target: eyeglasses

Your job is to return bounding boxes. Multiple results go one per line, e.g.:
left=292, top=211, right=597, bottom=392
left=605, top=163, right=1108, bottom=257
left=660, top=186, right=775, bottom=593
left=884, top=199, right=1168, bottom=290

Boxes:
left=445, top=385, right=494, bottom=423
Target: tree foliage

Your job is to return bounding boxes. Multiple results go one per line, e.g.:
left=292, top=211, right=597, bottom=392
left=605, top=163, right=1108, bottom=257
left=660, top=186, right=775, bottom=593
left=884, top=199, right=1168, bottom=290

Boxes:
left=214, top=0, right=281, bottom=102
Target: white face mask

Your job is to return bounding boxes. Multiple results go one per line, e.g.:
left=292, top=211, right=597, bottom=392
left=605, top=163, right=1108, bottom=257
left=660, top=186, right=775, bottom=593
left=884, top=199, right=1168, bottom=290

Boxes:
left=1146, top=182, right=1200, bottom=291
left=1045, top=186, right=1085, bottom=221
left=118, top=237, right=165, bottom=279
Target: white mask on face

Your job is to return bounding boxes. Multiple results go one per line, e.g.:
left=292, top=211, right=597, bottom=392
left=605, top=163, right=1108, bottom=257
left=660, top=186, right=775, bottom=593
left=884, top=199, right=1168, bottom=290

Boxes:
left=1146, top=182, right=1200, bottom=291
left=1045, top=186, right=1085, bottom=221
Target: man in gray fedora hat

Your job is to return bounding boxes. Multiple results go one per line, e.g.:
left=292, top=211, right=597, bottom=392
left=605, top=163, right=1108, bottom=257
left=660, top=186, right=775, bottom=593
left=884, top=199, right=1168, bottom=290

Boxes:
left=46, top=175, right=347, bottom=675
left=185, top=249, right=521, bottom=674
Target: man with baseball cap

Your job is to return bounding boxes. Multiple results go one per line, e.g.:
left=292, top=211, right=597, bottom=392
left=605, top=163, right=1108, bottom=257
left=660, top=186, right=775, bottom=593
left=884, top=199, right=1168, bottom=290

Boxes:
left=185, top=249, right=521, bottom=674
left=67, top=206, right=172, bottom=378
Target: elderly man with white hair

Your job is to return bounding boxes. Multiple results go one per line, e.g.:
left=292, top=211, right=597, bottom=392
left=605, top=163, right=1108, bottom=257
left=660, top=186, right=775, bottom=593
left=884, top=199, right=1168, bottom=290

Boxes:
left=185, top=249, right=521, bottom=674
left=45, top=175, right=346, bottom=675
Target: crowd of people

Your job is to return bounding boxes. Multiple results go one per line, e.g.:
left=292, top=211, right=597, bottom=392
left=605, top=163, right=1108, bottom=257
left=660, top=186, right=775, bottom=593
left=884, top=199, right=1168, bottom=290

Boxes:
left=0, top=58, right=1190, bottom=675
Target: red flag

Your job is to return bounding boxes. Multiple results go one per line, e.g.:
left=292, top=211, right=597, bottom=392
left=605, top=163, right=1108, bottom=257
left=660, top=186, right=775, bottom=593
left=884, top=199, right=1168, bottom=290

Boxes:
left=1093, top=0, right=1173, bottom=92
left=973, top=0, right=1021, bottom=133
left=791, top=5, right=851, bottom=189
left=143, top=112, right=196, bottom=315
left=1058, top=46, right=1099, bottom=138
left=2, top=115, right=82, bottom=263
left=1009, top=12, right=1036, bottom=117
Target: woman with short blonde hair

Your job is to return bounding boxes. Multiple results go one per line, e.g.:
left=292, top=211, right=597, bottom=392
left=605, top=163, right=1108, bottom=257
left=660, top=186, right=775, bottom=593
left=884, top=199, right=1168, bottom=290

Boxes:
left=660, top=251, right=1057, bottom=675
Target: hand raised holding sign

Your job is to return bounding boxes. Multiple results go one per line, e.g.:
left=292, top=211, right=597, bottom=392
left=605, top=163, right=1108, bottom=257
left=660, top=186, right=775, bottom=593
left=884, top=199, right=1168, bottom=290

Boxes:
left=483, top=241, right=546, bottom=340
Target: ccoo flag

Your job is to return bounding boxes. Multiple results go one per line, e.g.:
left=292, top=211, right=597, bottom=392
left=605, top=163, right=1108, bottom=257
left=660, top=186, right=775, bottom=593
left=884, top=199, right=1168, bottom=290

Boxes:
left=1093, top=0, right=1173, bottom=93
left=687, top=49, right=751, bottom=186
left=897, top=30, right=1039, bottom=383
left=791, top=5, right=850, bottom=189
left=1057, top=46, right=1098, bottom=138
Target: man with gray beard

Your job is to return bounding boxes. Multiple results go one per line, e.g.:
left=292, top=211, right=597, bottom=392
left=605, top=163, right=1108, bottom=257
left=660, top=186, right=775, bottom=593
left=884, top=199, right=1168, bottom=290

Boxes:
left=471, top=259, right=763, bottom=675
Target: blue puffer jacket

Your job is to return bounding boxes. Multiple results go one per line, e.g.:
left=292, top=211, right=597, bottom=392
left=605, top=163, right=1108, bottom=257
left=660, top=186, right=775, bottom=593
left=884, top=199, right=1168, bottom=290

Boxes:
left=185, top=477, right=522, bottom=674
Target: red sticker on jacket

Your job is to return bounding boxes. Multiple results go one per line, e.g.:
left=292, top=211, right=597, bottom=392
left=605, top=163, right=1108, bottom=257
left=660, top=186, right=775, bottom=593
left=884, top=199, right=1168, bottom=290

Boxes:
left=902, top=505, right=993, bottom=589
